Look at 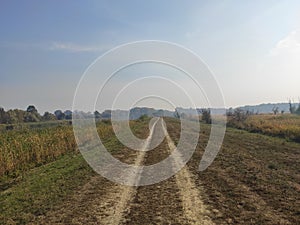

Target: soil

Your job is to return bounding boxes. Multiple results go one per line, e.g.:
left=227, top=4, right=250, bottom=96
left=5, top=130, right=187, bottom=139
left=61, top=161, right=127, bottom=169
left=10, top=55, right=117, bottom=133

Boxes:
left=33, top=118, right=214, bottom=225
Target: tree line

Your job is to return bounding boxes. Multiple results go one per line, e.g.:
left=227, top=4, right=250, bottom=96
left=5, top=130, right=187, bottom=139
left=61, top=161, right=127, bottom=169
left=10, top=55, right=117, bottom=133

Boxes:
left=1, top=102, right=299, bottom=125
left=0, top=105, right=130, bottom=125
left=0, top=106, right=71, bottom=124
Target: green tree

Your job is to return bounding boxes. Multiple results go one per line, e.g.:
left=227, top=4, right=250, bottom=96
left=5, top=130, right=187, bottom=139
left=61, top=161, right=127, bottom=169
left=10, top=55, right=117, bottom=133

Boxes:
left=26, top=105, right=38, bottom=113
left=13, top=109, right=26, bottom=123
left=6, top=110, right=18, bottom=124
left=24, top=112, right=40, bottom=122
left=25, top=105, right=41, bottom=122
left=64, top=110, right=72, bottom=120
left=54, top=110, right=65, bottom=120
left=42, top=112, right=57, bottom=121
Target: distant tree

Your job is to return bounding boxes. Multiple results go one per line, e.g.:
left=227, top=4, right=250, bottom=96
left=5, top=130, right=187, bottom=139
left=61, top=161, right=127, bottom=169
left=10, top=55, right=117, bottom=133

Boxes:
left=5, top=110, right=18, bottom=124
left=101, top=110, right=111, bottom=119
left=0, top=108, right=27, bottom=124
left=272, top=106, right=279, bottom=115
left=0, top=106, right=43, bottom=124
left=13, top=109, right=26, bottom=122
left=232, top=108, right=248, bottom=122
left=25, top=105, right=41, bottom=122
left=64, top=110, right=72, bottom=120
left=295, top=105, right=300, bottom=115
left=24, top=112, right=41, bottom=122
left=94, top=111, right=102, bottom=119
left=0, top=107, right=6, bottom=124
left=201, top=108, right=212, bottom=124
left=54, top=110, right=65, bottom=120
left=153, top=109, right=164, bottom=117
left=174, top=109, right=180, bottom=119
left=42, top=112, right=57, bottom=121
left=289, top=100, right=296, bottom=114
left=26, top=105, right=38, bottom=113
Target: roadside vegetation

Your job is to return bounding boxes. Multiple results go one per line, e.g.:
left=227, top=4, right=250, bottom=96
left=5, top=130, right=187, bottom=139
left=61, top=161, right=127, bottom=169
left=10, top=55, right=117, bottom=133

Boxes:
left=227, top=112, right=300, bottom=142
left=0, top=118, right=150, bottom=224
left=0, top=125, right=76, bottom=178
left=0, top=118, right=150, bottom=178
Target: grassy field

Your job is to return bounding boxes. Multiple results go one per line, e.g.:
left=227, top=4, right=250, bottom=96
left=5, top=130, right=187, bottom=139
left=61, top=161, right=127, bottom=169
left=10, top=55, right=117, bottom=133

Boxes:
left=228, top=114, right=300, bottom=142
left=0, top=154, right=94, bottom=224
left=0, top=116, right=299, bottom=224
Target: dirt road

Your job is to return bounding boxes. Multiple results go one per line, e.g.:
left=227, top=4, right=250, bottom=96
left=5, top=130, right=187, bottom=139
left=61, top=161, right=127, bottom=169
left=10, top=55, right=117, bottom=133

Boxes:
left=35, top=118, right=213, bottom=225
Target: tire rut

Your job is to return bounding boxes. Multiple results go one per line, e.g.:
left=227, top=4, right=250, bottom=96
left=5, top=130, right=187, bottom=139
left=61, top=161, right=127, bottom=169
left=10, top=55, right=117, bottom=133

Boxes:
left=162, top=120, right=214, bottom=225
left=123, top=119, right=213, bottom=225
left=35, top=118, right=213, bottom=224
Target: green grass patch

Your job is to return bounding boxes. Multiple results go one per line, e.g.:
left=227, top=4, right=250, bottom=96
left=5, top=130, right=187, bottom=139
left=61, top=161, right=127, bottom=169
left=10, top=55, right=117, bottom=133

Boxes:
left=0, top=153, right=94, bottom=224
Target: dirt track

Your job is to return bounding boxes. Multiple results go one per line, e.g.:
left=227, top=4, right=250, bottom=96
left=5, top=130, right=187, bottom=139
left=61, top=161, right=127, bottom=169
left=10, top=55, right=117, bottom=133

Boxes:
left=34, top=118, right=213, bottom=225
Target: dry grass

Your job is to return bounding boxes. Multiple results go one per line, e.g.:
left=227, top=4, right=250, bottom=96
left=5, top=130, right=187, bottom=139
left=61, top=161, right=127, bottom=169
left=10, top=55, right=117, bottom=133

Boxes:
left=0, top=119, right=149, bottom=178
left=228, top=114, right=300, bottom=142
left=0, top=121, right=115, bottom=177
left=0, top=126, right=75, bottom=177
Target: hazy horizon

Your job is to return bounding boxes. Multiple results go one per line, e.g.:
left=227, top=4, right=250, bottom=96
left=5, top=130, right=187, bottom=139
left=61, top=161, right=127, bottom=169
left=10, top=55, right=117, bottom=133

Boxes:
left=0, top=101, right=298, bottom=115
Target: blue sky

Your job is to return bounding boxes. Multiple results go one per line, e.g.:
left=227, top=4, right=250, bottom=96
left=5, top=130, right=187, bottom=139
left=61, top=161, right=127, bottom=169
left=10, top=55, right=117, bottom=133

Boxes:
left=1, top=0, right=300, bottom=112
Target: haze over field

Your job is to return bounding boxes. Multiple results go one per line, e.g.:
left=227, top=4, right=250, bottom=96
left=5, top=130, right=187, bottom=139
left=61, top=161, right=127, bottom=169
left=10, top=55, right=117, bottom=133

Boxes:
left=1, top=1, right=300, bottom=112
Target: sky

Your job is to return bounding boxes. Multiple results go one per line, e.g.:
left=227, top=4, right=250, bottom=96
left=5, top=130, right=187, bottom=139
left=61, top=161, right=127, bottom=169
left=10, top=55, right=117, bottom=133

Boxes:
left=1, top=0, right=300, bottom=113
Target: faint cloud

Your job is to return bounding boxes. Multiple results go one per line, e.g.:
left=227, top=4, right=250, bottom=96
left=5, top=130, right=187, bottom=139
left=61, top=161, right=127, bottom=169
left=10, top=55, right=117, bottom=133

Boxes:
left=262, top=29, right=300, bottom=95
left=49, top=42, right=110, bottom=53
left=0, top=41, right=111, bottom=53
left=269, top=30, right=300, bottom=56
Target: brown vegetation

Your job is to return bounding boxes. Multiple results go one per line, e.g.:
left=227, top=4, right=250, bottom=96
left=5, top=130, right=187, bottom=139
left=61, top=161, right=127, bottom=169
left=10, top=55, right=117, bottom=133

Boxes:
left=228, top=114, right=300, bottom=142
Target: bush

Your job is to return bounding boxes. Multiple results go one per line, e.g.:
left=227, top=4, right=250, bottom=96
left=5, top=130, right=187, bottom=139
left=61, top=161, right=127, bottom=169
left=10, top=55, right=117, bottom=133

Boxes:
left=201, top=109, right=211, bottom=124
